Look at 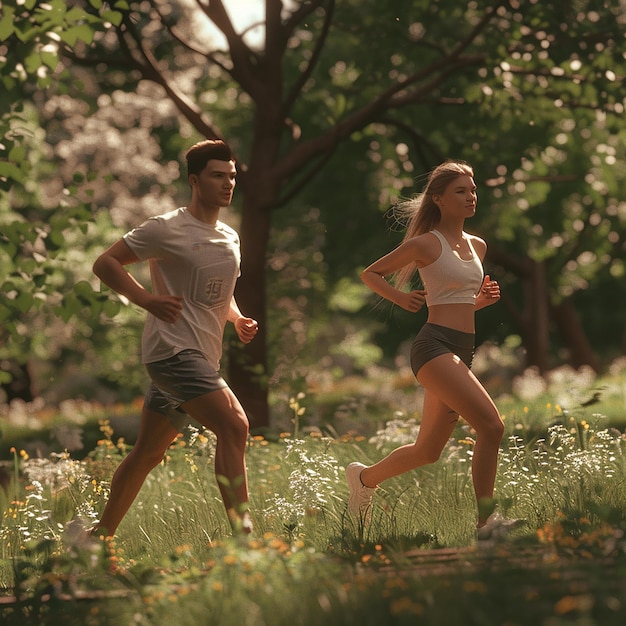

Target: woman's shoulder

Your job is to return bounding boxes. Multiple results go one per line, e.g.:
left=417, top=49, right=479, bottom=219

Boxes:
left=465, top=232, right=487, bottom=258
left=404, top=231, right=442, bottom=266
left=407, top=230, right=441, bottom=244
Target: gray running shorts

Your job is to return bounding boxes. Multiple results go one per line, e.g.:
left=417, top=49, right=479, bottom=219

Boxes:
left=410, top=323, right=475, bottom=376
left=144, top=349, right=227, bottom=430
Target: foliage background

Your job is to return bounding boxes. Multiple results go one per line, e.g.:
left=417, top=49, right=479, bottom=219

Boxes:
left=0, top=0, right=625, bottom=430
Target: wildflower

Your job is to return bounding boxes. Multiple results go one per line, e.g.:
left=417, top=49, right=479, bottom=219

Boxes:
left=463, top=581, right=488, bottom=594
left=554, top=594, right=594, bottom=615
left=389, top=597, right=424, bottom=616
left=384, top=577, right=408, bottom=591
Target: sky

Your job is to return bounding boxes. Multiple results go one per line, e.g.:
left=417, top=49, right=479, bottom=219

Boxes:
left=216, top=0, right=266, bottom=46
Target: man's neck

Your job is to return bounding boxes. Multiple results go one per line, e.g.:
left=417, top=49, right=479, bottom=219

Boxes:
left=187, top=201, right=220, bottom=225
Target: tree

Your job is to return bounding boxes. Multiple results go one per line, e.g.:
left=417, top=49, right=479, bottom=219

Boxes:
left=2, top=0, right=625, bottom=424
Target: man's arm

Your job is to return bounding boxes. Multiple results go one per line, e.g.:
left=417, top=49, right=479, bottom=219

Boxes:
left=93, top=239, right=183, bottom=323
left=228, top=296, right=258, bottom=344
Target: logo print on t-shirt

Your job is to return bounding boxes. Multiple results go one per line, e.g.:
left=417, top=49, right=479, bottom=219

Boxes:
left=206, top=279, right=223, bottom=303
left=191, top=261, right=236, bottom=310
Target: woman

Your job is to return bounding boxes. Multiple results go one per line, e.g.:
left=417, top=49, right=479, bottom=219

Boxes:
left=346, top=160, right=507, bottom=539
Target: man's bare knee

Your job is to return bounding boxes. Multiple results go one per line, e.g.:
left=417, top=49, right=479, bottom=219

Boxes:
left=480, top=415, right=504, bottom=443
left=207, top=410, right=249, bottom=445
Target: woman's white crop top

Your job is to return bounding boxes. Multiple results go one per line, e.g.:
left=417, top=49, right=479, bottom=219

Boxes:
left=419, top=230, right=484, bottom=307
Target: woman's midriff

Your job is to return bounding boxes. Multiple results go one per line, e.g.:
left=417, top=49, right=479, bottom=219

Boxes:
left=426, top=303, right=476, bottom=333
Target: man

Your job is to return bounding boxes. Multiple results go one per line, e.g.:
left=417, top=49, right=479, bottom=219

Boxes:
left=92, top=139, right=258, bottom=536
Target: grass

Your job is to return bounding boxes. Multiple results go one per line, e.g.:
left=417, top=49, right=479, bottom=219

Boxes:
left=0, top=362, right=626, bottom=624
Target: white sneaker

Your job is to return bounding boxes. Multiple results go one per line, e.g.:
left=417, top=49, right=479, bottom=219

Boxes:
left=477, top=511, right=521, bottom=541
left=346, top=462, right=376, bottom=524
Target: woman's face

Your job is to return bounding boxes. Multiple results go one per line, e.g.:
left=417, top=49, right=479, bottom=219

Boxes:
left=435, top=174, right=477, bottom=218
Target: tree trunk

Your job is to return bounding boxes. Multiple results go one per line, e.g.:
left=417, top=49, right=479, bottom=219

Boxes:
left=228, top=196, right=271, bottom=429
left=551, top=299, right=601, bottom=372
left=0, top=360, right=35, bottom=403
left=521, top=259, right=551, bottom=373
left=488, top=246, right=552, bottom=373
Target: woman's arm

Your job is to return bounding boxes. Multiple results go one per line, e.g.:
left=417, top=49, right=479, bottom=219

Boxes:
left=475, top=274, right=501, bottom=310
left=361, top=238, right=428, bottom=312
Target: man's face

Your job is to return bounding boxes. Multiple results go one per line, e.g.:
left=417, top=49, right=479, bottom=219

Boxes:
left=191, top=159, right=237, bottom=208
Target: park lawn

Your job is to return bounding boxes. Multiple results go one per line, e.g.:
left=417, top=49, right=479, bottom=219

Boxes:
left=1, top=365, right=626, bottom=624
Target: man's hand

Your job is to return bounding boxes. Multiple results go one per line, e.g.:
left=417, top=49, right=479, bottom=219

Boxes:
left=145, top=294, right=184, bottom=323
left=234, top=316, right=258, bottom=343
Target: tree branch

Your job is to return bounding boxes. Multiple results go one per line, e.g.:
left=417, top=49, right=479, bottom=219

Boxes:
left=282, top=0, right=335, bottom=117
left=118, top=11, right=220, bottom=139
left=196, top=0, right=259, bottom=93
left=272, top=3, right=498, bottom=182
left=147, top=0, right=214, bottom=60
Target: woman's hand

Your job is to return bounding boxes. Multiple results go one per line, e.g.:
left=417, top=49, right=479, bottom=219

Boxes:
left=476, top=275, right=500, bottom=310
left=396, top=289, right=427, bottom=313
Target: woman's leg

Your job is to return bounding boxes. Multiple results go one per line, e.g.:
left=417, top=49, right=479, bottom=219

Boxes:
left=182, top=387, right=251, bottom=529
left=360, top=390, right=460, bottom=487
left=415, top=353, right=504, bottom=524
left=93, top=405, right=179, bottom=536
left=361, top=352, right=503, bottom=524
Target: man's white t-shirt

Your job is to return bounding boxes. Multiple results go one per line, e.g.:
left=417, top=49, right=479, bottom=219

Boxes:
left=123, top=207, right=240, bottom=369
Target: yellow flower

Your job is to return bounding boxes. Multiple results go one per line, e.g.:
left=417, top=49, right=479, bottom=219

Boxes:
left=389, top=597, right=423, bottom=616
left=463, top=581, right=488, bottom=594
left=554, top=594, right=594, bottom=615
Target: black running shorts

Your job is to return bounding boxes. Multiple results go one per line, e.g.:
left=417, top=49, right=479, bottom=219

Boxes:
left=410, top=323, right=475, bottom=376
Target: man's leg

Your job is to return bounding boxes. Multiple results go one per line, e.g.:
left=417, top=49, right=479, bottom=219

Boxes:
left=182, top=387, right=250, bottom=530
left=93, top=405, right=178, bottom=537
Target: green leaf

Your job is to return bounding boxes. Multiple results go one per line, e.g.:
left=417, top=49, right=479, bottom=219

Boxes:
left=40, top=50, right=59, bottom=70
left=14, top=291, right=36, bottom=313
left=102, top=10, right=123, bottom=27
left=59, top=25, right=95, bottom=47
left=0, top=7, right=16, bottom=41
left=102, top=299, right=121, bottom=318
left=74, top=280, right=96, bottom=300
left=0, top=161, right=24, bottom=182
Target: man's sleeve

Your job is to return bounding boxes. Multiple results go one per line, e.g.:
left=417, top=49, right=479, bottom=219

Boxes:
left=123, top=217, right=165, bottom=261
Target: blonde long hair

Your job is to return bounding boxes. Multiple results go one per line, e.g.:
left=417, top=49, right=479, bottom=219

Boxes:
left=393, top=160, right=474, bottom=291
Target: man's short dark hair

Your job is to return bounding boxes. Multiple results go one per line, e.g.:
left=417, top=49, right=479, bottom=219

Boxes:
left=185, top=139, right=233, bottom=177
